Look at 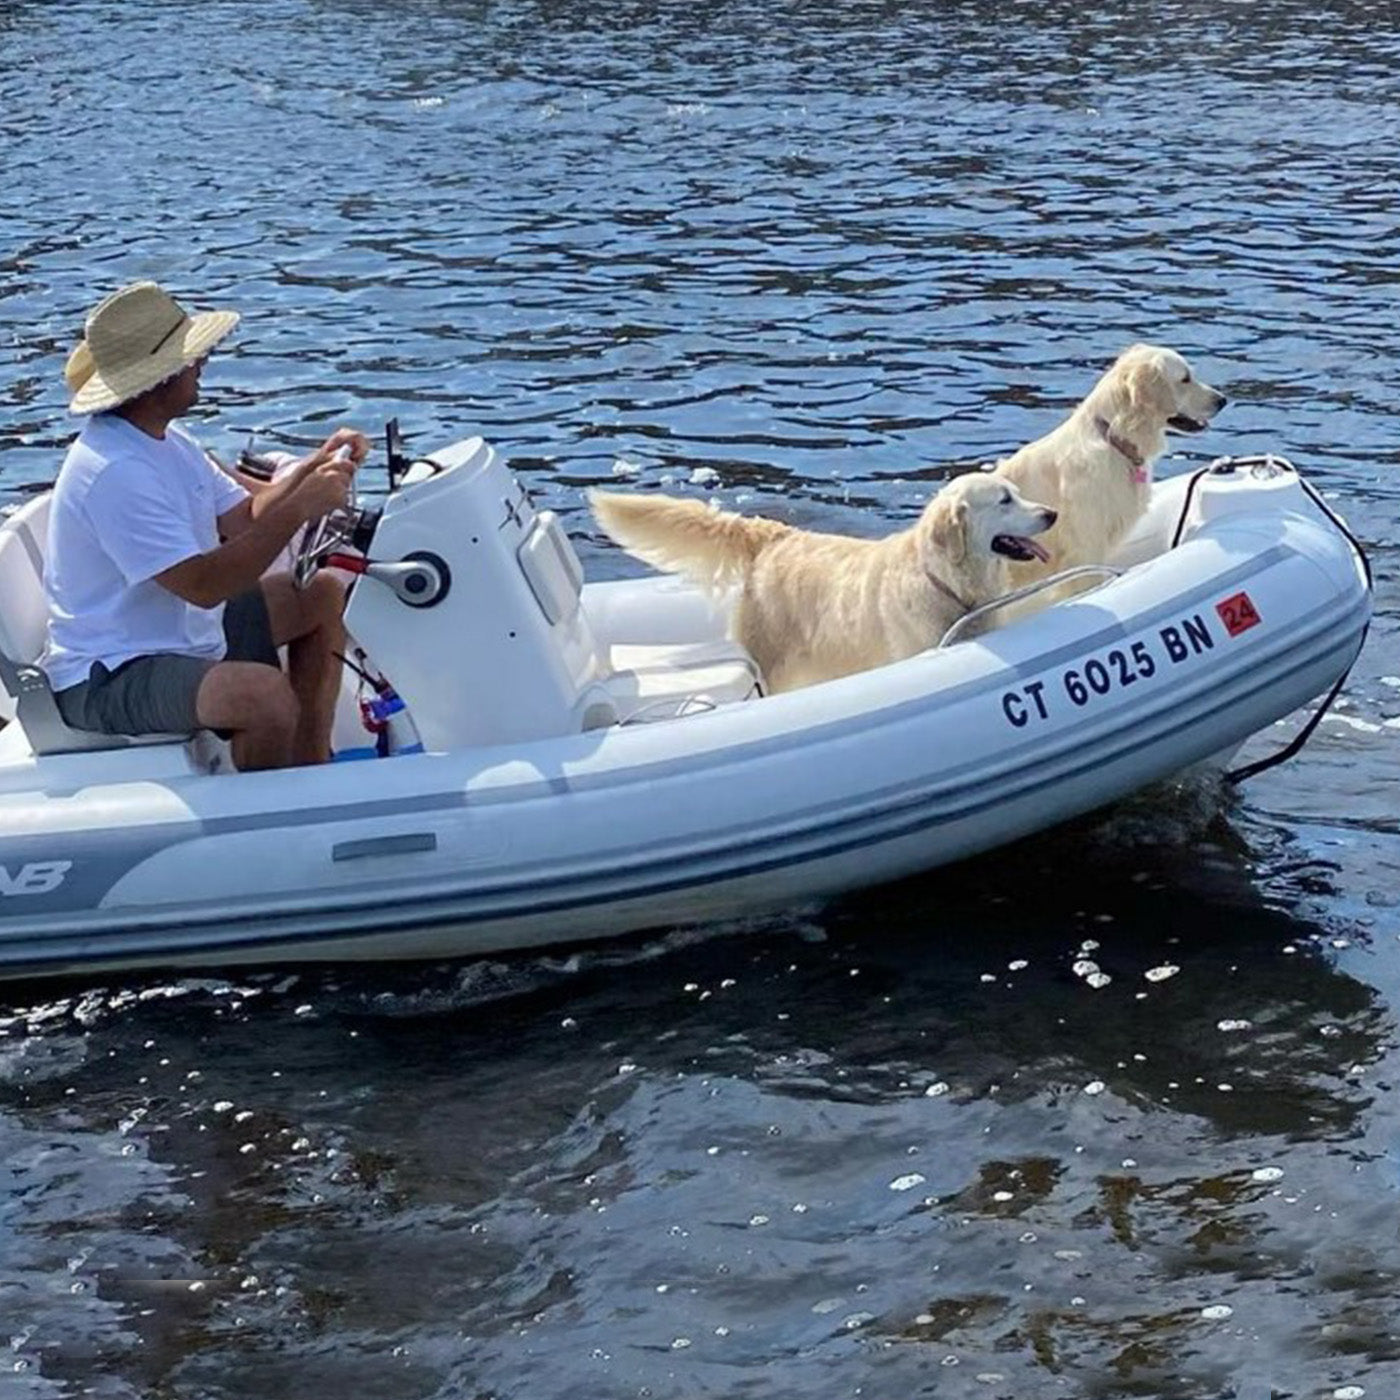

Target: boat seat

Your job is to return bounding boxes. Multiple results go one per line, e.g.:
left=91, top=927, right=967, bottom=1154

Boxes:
left=504, top=493, right=765, bottom=728
left=0, top=495, right=192, bottom=756
left=610, top=638, right=758, bottom=675
left=603, top=638, right=764, bottom=723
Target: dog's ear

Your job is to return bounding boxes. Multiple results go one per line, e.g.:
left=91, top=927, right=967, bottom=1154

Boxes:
left=1121, top=351, right=1171, bottom=417
left=923, top=493, right=968, bottom=567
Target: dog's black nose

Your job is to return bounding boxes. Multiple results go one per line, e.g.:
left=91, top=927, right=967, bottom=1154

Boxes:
left=1214, top=391, right=1229, bottom=410
left=1043, top=509, right=1058, bottom=527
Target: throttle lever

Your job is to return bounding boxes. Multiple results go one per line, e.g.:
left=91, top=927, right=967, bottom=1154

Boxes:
left=330, top=551, right=451, bottom=608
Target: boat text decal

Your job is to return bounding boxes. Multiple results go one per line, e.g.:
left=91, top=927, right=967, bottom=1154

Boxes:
left=1215, top=590, right=1261, bottom=638
left=1000, top=609, right=1233, bottom=729
left=0, top=860, right=73, bottom=898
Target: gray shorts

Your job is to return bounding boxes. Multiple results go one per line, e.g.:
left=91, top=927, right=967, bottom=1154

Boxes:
left=55, top=588, right=279, bottom=738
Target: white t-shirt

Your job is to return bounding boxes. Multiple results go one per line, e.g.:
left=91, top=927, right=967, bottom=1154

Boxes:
left=42, top=415, right=248, bottom=691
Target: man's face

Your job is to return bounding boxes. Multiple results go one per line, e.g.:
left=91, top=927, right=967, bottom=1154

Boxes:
left=119, top=354, right=211, bottom=427
left=156, top=356, right=206, bottom=418
left=178, top=356, right=206, bottom=410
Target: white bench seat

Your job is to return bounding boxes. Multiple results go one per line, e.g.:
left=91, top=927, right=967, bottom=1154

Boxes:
left=603, top=639, right=763, bottom=723
left=0, top=494, right=192, bottom=756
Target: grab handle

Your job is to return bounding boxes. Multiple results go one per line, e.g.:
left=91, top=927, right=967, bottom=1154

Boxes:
left=332, top=832, right=437, bottom=862
left=937, top=566, right=1122, bottom=648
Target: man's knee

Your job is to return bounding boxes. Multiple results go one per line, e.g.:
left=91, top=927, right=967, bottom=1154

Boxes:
left=305, top=571, right=347, bottom=628
left=268, top=570, right=344, bottom=642
left=198, top=662, right=298, bottom=734
left=247, top=667, right=299, bottom=731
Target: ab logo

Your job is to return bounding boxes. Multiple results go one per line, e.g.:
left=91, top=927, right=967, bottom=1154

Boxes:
left=0, top=861, right=73, bottom=897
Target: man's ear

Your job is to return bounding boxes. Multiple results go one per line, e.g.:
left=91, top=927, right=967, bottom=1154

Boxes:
left=924, top=494, right=968, bottom=567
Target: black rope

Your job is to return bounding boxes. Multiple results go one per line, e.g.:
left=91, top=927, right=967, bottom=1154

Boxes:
left=1169, top=465, right=1214, bottom=550
left=333, top=649, right=377, bottom=685
left=1224, top=625, right=1368, bottom=786
left=1217, top=462, right=1373, bottom=786
left=1296, top=474, right=1373, bottom=590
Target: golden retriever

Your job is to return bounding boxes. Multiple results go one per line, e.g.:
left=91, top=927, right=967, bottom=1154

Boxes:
left=993, top=343, right=1227, bottom=588
left=590, top=474, right=1057, bottom=693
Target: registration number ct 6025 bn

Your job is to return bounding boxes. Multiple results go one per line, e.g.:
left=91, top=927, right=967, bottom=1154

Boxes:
left=998, top=600, right=1257, bottom=730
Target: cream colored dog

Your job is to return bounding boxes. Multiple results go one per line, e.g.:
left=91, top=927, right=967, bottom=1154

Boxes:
left=590, top=474, right=1057, bottom=693
left=994, top=343, right=1227, bottom=587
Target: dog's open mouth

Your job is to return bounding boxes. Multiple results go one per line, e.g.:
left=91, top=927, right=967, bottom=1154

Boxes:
left=1168, top=413, right=1207, bottom=433
left=992, top=534, right=1051, bottom=563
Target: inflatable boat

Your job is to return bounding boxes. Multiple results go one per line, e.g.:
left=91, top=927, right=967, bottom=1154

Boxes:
left=0, top=436, right=1372, bottom=982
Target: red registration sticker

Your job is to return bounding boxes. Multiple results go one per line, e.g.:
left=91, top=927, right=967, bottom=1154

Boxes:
left=1216, top=591, right=1261, bottom=638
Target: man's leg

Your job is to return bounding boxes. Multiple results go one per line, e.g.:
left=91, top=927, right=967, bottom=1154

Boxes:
left=196, top=662, right=299, bottom=771
left=257, top=572, right=346, bottom=766
left=55, top=653, right=299, bottom=772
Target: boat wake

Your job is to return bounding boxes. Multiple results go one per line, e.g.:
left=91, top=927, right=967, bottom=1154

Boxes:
left=1082, top=765, right=1237, bottom=853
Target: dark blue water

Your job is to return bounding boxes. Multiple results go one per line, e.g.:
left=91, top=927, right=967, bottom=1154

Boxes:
left=4, top=2, right=1400, bottom=1396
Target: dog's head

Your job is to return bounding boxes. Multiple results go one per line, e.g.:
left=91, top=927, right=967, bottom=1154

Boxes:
left=1102, top=343, right=1227, bottom=435
left=919, top=473, right=1058, bottom=573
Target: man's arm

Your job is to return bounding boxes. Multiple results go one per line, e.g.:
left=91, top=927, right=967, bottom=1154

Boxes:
left=218, top=428, right=368, bottom=540
left=209, top=473, right=263, bottom=540
left=158, top=457, right=353, bottom=609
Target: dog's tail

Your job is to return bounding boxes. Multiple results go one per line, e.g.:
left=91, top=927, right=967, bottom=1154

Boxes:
left=589, top=490, right=789, bottom=589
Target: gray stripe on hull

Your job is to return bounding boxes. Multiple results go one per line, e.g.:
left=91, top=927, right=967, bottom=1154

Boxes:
left=0, top=821, right=202, bottom=914
left=0, top=614, right=1366, bottom=978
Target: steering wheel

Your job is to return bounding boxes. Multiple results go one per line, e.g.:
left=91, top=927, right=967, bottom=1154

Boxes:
left=294, top=423, right=411, bottom=587
left=292, top=449, right=374, bottom=588
left=293, top=503, right=366, bottom=588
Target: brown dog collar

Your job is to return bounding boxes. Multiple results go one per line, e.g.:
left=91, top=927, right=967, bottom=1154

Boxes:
left=1093, top=415, right=1149, bottom=483
left=926, top=569, right=973, bottom=613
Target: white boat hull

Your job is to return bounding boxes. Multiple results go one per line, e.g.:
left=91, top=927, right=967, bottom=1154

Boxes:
left=0, top=455, right=1371, bottom=980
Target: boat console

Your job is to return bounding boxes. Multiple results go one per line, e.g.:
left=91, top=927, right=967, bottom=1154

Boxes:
left=323, top=434, right=762, bottom=750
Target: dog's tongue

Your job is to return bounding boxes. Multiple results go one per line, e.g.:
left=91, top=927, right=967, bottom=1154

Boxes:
left=1019, top=536, right=1051, bottom=563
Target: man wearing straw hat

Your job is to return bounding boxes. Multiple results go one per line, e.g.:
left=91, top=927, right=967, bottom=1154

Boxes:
left=43, top=280, right=367, bottom=771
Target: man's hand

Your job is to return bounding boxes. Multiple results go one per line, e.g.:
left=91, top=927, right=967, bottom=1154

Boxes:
left=291, top=454, right=355, bottom=523
left=245, top=426, right=368, bottom=526
left=282, top=427, right=370, bottom=489
left=312, top=427, right=370, bottom=468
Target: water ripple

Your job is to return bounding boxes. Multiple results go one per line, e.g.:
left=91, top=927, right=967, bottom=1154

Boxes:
left=4, top=2, right=1400, bottom=1397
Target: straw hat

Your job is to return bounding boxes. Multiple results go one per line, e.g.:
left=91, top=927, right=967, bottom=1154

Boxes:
left=67, top=281, right=239, bottom=415
left=63, top=339, right=95, bottom=395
